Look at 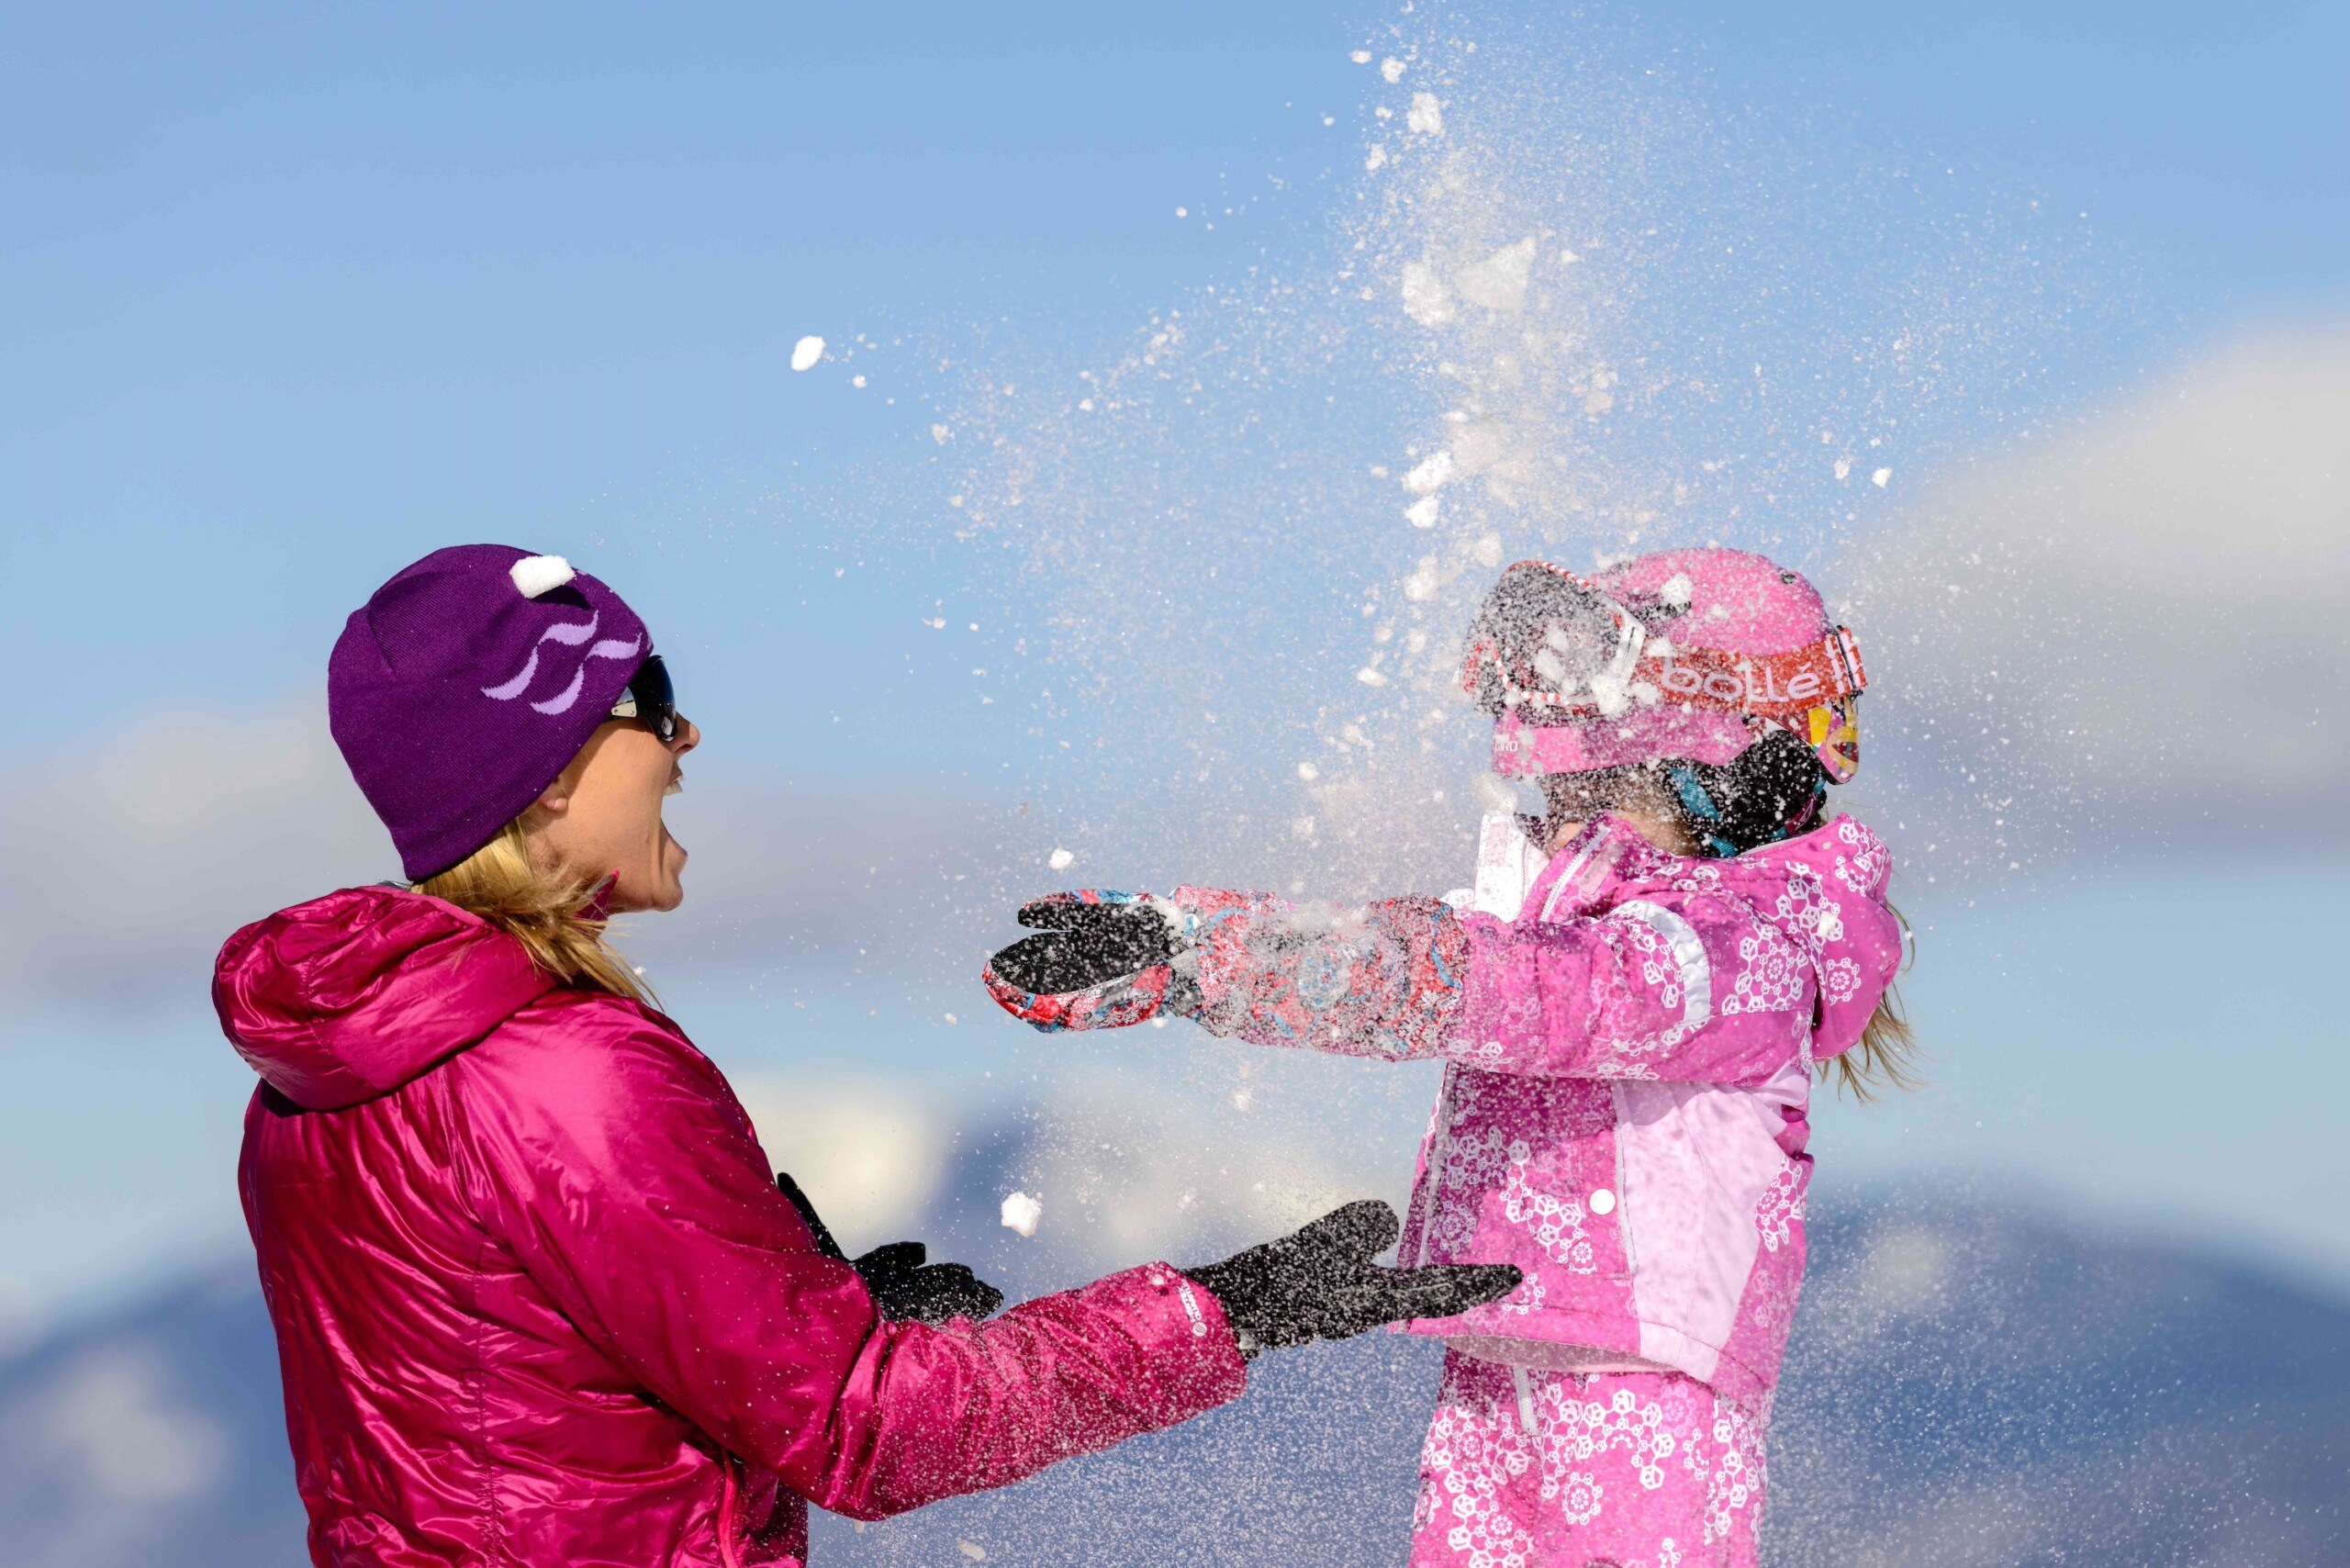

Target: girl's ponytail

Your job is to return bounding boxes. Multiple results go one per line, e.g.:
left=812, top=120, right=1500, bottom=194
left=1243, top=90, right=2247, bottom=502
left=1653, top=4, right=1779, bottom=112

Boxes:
left=414, top=820, right=654, bottom=1006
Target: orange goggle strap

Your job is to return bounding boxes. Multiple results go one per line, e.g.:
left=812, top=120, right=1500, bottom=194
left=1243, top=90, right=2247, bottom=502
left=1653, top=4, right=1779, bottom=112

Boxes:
left=1463, top=622, right=1867, bottom=721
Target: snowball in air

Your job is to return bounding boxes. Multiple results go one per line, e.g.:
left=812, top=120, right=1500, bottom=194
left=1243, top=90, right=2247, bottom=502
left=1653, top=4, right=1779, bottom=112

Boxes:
left=1381, top=56, right=1405, bottom=83
left=1406, top=93, right=1444, bottom=135
left=1047, top=847, right=1075, bottom=871
left=1001, top=1192, right=1043, bottom=1238
left=1405, top=495, right=1440, bottom=529
left=1872, top=467, right=1892, bottom=487
left=509, top=554, right=576, bottom=599
left=790, top=336, right=825, bottom=372
left=1404, top=449, right=1454, bottom=494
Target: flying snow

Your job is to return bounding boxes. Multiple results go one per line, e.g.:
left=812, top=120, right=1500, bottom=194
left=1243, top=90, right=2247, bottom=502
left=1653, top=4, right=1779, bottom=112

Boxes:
left=789, top=335, right=825, bottom=372
left=1000, top=1192, right=1043, bottom=1238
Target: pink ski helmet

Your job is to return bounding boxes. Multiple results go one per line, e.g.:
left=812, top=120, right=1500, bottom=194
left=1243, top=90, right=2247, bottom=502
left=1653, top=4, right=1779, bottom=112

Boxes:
left=1460, top=547, right=1867, bottom=851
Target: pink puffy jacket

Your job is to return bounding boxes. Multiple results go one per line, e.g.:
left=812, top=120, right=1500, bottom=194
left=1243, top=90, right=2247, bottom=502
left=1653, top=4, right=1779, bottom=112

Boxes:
left=1177, top=812, right=1901, bottom=1404
left=215, top=886, right=1245, bottom=1568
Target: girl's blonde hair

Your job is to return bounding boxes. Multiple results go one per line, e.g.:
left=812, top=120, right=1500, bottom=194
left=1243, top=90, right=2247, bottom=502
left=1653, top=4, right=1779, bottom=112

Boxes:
left=1824, top=908, right=1921, bottom=1103
left=414, top=819, right=652, bottom=1005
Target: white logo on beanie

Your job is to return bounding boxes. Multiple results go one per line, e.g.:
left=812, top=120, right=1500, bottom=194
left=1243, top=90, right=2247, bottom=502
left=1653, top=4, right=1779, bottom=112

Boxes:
left=480, top=554, right=644, bottom=714
left=509, top=554, right=576, bottom=599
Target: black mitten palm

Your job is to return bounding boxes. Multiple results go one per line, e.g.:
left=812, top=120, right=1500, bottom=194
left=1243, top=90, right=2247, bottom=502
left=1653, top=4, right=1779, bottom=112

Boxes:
left=776, top=1172, right=1004, bottom=1327
left=846, top=1239, right=1006, bottom=1326
left=1183, top=1200, right=1522, bottom=1357
left=989, top=895, right=1184, bottom=996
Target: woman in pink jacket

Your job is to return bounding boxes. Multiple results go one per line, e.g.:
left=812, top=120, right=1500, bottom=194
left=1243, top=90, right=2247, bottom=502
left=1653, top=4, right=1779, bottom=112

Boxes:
left=216, top=543, right=1517, bottom=1568
left=984, top=549, right=1917, bottom=1567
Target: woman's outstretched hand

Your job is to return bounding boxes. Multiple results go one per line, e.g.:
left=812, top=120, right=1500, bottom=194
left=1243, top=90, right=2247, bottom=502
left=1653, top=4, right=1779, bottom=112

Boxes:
left=1183, top=1200, right=1523, bottom=1358
left=777, top=1172, right=1005, bottom=1327
left=983, top=891, right=1192, bottom=1030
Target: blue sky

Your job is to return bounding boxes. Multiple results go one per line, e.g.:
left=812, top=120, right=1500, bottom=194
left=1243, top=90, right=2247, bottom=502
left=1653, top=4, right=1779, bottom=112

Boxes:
left=3, top=1, right=2345, bottom=1330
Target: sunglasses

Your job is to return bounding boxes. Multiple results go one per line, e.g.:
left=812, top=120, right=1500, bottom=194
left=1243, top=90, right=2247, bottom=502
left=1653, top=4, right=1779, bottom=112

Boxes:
left=608, top=655, right=682, bottom=743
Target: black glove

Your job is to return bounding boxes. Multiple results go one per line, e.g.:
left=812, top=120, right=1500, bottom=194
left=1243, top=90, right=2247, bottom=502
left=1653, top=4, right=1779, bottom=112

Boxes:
left=989, top=894, right=1184, bottom=996
left=1182, top=1200, right=1523, bottom=1357
left=846, top=1239, right=1006, bottom=1326
left=776, top=1172, right=1005, bottom=1327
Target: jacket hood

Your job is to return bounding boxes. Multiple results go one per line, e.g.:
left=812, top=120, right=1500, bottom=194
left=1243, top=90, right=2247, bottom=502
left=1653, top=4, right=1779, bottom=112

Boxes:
left=214, top=885, right=557, bottom=1110
left=1740, top=814, right=1901, bottom=1059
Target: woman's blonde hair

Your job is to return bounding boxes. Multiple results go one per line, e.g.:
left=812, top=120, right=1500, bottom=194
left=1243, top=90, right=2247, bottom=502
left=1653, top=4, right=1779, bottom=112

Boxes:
left=414, top=820, right=652, bottom=1005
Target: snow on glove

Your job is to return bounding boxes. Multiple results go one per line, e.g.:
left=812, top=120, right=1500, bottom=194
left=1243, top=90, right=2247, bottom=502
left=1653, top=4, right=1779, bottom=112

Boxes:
left=983, top=890, right=1195, bottom=1031
left=1181, top=1199, right=1523, bottom=1358
left=846, top=1240, right=1006, bottom=1327
left=777, top=1172, right=1004, bottom=1326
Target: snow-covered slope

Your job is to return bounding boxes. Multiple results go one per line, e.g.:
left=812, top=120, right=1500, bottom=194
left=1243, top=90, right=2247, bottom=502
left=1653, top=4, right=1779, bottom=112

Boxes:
left=4, top=1158, right=2344, bottom=1567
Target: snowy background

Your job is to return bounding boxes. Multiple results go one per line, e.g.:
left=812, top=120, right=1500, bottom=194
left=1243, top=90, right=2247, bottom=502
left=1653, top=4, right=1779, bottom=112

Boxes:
left=4, top=2, right=2347, bottom=1562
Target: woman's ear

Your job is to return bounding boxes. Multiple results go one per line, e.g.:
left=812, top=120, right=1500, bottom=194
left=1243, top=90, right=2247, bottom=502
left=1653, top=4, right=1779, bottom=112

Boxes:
left=524, top=766, right=577, bottom=824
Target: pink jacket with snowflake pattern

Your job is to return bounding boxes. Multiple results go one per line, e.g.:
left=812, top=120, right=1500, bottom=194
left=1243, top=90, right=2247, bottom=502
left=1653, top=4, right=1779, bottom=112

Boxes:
left=1177, top=812, right=1900, bottom=1402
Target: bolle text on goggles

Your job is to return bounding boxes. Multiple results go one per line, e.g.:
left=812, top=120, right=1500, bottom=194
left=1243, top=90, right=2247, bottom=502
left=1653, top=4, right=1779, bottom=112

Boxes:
left=1460, top=560, right=1866, bottom=724
left=609, top=654, right=681, bottom=743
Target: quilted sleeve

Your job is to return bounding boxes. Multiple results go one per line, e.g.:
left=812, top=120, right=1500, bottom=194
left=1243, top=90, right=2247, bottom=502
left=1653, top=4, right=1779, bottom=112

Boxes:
left=451, top=1003, right=1248, bottom=1521
left=1181, top=886, right=1815, bottom=1085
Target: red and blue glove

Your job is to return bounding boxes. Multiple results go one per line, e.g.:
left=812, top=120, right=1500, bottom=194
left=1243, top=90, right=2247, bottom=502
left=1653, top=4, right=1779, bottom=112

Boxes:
left=981, top=890, right=1197, bottom=1030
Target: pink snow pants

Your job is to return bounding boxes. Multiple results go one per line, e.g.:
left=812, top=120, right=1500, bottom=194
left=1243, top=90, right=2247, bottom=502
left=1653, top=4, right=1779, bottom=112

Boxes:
left=1408, top=1351, right=1766, bottom=1568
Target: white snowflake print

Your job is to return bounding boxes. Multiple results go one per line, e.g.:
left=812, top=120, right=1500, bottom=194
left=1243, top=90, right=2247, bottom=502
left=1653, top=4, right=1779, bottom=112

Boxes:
left=1753, top=1163, right=1807, bottom=1253
left=1419, top=1405, right=1535, bottom=1568
left=1501, top=1141, right=1596, bottom=1272
left=1686, top=1394, right=1769, bottom=1548
left=1820, top=955, right=1863, bottom=1005
left=1542, top=1469, right=1604, bottom=1526
left=1832, top=818, right=1890, bottom=894
left=1531, top=1380, right=1679, bottom=1486
left=1586, top=917, right=1697, bottom=1072
left=1432, top=1124, right=1509, bottom=1254
left=1720, top=924, right=1804, bottom=1015
left=1613, top=917, right=1685, bottom=1009
left=1769, top=869, right=1841, bottom=958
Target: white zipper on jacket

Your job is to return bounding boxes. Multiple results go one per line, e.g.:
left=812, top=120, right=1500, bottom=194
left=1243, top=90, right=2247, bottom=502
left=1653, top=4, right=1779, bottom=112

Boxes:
left=1609, top=1081, right=1639, bottom=1280
left=1511, top=1364, right=1539, bottom=1435
left=1411, top=1066, right=1457, bottom=1269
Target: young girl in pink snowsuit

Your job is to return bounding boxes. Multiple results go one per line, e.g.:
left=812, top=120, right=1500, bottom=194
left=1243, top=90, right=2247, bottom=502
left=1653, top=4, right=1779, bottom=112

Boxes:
left=985, top=547, right=1915, bottom=1568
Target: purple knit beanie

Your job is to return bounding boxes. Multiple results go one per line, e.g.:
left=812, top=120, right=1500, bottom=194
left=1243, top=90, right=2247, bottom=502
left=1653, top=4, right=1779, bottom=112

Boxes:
left=329, top=544, right=654, bottom=880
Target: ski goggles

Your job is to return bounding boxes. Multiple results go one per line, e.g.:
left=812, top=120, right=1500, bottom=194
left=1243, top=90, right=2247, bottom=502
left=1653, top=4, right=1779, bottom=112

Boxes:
left=609, top=655, right=682, bottom=743
left=1460, top=560, right=1866, bottom=722
left=1465, top=561, right=1867, bottom=783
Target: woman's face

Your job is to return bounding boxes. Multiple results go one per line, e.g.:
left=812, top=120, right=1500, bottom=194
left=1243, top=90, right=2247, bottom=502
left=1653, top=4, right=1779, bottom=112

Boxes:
left=528, top=712, right=701, bottom=913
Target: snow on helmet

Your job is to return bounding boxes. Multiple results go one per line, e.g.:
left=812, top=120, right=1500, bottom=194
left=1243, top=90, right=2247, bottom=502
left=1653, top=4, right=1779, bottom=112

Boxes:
left=1460, top=547, right=1868, bottom=854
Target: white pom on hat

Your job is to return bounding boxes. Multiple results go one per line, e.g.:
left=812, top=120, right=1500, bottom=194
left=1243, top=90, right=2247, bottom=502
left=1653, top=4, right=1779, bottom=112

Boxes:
left=509, top=554, right=576, bottom=598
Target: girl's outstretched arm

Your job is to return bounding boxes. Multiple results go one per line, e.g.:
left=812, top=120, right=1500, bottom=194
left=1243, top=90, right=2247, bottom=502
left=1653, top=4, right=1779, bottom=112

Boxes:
left=986, top=881, right=1859, bottom=1086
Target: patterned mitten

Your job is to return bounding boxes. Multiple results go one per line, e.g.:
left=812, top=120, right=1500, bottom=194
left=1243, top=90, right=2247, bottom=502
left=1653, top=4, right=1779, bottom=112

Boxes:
left=982, top=890, right=1218, bottom=1030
